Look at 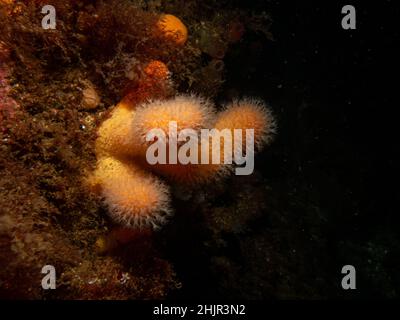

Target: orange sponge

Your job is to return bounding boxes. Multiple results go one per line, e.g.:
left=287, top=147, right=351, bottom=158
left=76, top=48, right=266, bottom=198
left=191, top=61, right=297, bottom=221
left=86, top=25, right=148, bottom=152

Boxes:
left=156, top=14, right=188, bottom=45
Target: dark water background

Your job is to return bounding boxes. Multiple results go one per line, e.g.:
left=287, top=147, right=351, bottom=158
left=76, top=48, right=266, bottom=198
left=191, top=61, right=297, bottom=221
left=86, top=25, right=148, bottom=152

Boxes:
left=162, top=0, right=399, bottom=299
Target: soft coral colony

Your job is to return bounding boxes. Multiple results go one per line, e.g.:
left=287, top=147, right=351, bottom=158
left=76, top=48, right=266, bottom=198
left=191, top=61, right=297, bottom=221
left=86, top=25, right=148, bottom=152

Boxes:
left=89, top=16, right=277, bottom=233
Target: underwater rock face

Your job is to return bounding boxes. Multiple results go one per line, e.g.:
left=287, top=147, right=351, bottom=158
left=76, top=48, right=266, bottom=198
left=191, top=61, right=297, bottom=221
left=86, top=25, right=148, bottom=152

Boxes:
left=0, top=67, right=16, bottom=123
left=0, top=43, right=17, bottom=127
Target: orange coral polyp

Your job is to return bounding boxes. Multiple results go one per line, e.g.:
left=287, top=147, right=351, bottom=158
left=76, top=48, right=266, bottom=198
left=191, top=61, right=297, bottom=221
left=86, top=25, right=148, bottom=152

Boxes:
left=93, top=157, right=171, bottom=229
left=131, top=95, right=215, bottom=149
left=216, top=99, right=277, bottom=149
left=156, top=14, right=188, bottom=45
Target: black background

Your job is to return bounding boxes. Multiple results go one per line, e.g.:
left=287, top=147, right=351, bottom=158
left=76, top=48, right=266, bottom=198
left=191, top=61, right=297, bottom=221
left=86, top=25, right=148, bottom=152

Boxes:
left=231, top=0, right=399, bottom=298
left=162, top=0, right=399, bottom=299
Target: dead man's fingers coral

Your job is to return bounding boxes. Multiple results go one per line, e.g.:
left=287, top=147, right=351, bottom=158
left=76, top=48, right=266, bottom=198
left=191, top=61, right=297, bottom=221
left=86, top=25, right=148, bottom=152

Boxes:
left=91, top=157, right=172, bottom=230
left=92, top=94, right=275, bottom=229
left=140, top=98, right=276, bottom=184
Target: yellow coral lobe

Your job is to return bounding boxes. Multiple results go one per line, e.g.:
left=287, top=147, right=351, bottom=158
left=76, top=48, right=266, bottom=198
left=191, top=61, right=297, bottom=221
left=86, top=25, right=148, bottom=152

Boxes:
left=95, top=103, right=137, bottom=158
left=93, top=157, right=171, bottom=229
left=156, top=14, right=188, bottom=45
